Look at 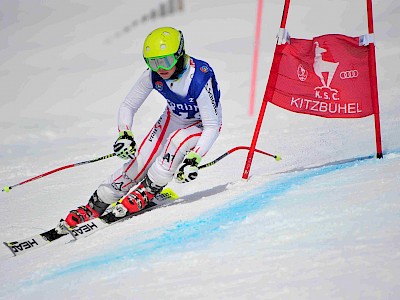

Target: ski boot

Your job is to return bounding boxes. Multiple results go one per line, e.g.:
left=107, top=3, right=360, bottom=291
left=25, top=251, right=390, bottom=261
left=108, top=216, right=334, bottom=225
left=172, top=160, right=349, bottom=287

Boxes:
left=63, top=191, right=110, bottom=228
left=102, top=175, right=164, bottom=223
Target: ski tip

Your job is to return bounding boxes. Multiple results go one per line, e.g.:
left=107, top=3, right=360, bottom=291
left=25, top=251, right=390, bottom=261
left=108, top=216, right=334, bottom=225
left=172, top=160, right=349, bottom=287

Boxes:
left=3, top=241, right=16, bottom=256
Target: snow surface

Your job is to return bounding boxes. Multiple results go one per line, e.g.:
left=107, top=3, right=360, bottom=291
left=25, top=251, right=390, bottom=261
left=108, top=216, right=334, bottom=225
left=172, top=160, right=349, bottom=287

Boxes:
left=1, top=0, right=399, bottom=299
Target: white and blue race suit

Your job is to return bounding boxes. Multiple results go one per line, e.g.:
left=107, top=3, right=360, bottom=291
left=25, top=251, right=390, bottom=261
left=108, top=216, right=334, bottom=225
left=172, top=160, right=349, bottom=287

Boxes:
left=97, top=56, right=222, bottom=204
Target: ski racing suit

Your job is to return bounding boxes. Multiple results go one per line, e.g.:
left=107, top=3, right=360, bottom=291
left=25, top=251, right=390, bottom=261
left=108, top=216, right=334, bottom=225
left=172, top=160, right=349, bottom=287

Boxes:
left=96, top=56, right=222, bottom=205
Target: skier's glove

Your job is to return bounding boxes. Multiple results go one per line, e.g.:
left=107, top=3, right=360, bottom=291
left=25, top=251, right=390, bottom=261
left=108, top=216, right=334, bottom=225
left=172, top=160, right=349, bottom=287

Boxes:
left=113, top=130, right=136, bottom=160
left=175, top=151, right=202, bottom=183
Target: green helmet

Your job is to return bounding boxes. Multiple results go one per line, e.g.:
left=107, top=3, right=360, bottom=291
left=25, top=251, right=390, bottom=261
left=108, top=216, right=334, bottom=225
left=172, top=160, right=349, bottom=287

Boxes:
left=143, top=27, right=185, bottom=71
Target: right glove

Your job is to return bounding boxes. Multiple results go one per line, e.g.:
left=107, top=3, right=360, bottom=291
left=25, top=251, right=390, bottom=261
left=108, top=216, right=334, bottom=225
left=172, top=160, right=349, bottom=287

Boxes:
left=113, top=130, right=136, bottom=160
left=175, top=151, right=202, bottom=183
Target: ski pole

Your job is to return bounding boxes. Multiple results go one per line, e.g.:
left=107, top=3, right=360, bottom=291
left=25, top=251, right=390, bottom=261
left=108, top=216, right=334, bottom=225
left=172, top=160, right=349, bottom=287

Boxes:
left=199, top=146, right=280, bottom=169
left=2, top=153, right=116, bottom=193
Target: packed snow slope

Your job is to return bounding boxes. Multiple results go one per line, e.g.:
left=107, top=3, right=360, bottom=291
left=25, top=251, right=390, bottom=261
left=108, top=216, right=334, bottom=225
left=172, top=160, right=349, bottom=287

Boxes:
left=0, top=0, right=399, bottom=299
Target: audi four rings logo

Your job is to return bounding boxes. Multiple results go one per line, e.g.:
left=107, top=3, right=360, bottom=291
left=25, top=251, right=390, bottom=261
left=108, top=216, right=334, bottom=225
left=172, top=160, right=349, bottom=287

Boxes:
left=340, top=70, right=359, bottom=79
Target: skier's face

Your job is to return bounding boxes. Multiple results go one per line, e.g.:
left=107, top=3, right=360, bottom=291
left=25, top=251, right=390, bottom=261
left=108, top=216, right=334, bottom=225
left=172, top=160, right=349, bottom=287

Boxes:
left=157, top=65, right=176, bottom=79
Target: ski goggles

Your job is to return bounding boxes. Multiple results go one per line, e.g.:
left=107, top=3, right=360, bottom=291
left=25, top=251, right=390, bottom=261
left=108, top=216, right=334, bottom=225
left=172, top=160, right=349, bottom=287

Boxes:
left=145, top=54, right=178, bottom=72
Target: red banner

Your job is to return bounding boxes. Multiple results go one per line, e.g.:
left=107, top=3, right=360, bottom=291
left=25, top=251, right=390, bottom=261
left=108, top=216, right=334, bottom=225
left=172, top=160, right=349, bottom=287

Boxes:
left=267, top=34, right=373, bottom=118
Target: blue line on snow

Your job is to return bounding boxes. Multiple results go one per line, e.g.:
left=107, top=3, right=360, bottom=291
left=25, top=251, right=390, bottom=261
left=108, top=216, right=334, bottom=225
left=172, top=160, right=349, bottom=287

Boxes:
left=33, top=155, right=374, bottom=284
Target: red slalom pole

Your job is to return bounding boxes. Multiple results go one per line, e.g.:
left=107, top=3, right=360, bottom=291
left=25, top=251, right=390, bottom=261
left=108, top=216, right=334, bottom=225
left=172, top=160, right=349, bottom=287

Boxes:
left=249, top=0, right=264, bottom=116
left=366, top=0, right=383, bottom=158
left=243, top=0, right=291, bottom=180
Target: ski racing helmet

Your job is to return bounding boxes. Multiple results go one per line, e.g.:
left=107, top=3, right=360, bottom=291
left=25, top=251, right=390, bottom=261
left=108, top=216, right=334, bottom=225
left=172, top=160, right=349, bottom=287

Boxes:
left=143, top=27, right=185, bottom=72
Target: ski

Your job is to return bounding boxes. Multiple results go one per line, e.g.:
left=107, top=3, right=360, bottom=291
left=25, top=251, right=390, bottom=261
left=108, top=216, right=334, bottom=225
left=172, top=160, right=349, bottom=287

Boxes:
left=3, top=228, right=68, bottom=256
left=3, top=188, right=179, bottom=256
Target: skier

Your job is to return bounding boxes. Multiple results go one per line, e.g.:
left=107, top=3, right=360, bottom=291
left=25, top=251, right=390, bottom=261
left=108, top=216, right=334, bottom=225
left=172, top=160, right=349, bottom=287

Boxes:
left=56, top=27, right=222, bottom=232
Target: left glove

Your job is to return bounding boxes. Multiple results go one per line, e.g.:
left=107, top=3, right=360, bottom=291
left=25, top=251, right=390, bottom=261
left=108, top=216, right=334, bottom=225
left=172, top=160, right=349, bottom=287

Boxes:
left=175, top=151, right=202, bottom=183
left=113, top=130, right=136, bottom=160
